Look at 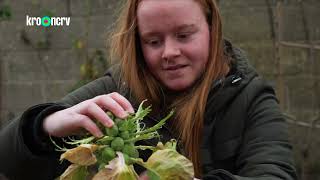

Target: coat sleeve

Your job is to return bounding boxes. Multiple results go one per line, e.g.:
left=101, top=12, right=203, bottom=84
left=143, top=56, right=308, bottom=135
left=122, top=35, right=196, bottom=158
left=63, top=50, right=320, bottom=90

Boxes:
left=0, top=75, right=118, bottom=180
left=0, top=104, right=70, bottom=180
left=203, top=80, right=297, bottom=180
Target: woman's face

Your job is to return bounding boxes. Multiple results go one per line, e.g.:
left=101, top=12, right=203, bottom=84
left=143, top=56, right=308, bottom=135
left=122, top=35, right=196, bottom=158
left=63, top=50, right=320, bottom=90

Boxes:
left=137, top=0, right=210, bottom=91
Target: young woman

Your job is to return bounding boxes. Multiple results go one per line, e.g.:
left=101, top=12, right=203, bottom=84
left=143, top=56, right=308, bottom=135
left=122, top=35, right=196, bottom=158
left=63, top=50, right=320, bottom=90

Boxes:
left=0, top=0, right=297, bottom=179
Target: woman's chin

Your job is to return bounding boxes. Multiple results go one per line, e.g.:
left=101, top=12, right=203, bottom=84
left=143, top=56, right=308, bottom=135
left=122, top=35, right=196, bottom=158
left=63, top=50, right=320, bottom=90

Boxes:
left=163, top=81, right=193, bottom=92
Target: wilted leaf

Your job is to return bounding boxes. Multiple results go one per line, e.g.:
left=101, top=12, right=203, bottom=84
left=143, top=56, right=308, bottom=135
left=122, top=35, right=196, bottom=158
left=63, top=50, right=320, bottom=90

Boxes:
left=60, top=144, right=99, bottom=166
left=144, top=149, right=194, bottom=180
left=164, top=139, right=177, bottom=150
left=59, top=164, right=88, bottom=180
left=154, top=139, right=177, bottom=151
left=93, top=152, right=138, bottom=180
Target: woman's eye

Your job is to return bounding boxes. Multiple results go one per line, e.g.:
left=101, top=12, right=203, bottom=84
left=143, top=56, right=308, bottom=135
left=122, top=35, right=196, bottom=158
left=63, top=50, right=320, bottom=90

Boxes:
left=150, top=40, right=159, bottom=45
left=176, top=32, right=191, bottom=40
left=146, top=39, right=161, bottom=47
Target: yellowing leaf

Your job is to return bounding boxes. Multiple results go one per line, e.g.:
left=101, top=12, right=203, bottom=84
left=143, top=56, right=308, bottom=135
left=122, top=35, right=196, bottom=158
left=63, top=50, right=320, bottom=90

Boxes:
left=92, top=152, right=138, bottom=180
left=59, top=164, right=88, bottom=180
left=145, top=149, right=194, bottom=180
left=60, top=144, right=99, bottom=166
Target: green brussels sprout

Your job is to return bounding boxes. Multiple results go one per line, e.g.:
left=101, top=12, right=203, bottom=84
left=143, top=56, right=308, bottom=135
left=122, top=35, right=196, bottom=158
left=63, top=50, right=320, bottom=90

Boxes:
left=106, top=124, right=119, bottom=137
left=120, top=131, right=130, bottom=140
left=111, top=137, right=124, bottom=151
left=101, top=147, right=116, bottom=163
left=122, top=144, right=139, bottom=158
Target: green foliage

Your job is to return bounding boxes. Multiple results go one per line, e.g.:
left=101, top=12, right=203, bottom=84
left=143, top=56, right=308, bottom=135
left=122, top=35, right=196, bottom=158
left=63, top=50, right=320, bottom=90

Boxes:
left=71, top=38, right=109, bottom=91
left=70, top=0, right=109, bottom=91
left=20, top=29, right=51, bottom=50
left=0, top=5, right=12, bottom=21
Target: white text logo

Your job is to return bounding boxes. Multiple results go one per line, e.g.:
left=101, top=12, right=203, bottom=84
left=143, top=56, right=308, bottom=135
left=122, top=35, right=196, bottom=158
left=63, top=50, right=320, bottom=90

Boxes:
left=26, top=15, right=70, bottom=27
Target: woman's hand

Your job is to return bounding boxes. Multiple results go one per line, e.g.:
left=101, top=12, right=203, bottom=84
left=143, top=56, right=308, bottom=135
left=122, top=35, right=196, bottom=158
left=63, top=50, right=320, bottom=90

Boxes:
left=43, top=92, right=134, bottom=137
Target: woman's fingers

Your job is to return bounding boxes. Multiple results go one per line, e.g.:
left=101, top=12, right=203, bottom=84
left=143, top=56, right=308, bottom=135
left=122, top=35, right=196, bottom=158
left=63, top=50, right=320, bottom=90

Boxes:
left=43, top=111, right=103, bottom=138
left=109, top=92, right=135, bottom=113
left=74, top=93, right=134, bottom=122
left=75, top=114, right=103, bottom=137
left=95, top=94, right=129, bottom=119
left=45, top=92, right=134, bottom=138
left=86, top=102, right=114, bottom=127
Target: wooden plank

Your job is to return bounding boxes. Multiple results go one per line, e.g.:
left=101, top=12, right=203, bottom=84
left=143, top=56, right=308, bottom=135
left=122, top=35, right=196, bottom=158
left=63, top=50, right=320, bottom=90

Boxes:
left=285, top=114, right=320, bottom=129
left=280, top=41, right=320, bottom=50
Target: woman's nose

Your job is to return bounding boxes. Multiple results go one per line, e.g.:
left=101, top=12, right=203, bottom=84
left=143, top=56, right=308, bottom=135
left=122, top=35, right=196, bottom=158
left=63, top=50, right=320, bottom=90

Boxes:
left=161, top=39, right=181, bottom=60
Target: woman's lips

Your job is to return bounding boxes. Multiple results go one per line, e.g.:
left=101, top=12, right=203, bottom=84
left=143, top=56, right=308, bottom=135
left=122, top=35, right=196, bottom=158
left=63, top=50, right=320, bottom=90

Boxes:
left=164, top=64, right=188, bottom=71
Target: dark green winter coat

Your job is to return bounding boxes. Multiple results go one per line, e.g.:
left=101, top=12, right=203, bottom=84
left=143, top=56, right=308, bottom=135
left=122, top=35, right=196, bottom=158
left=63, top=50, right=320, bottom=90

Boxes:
left=0, top=42, right=297, bottom=180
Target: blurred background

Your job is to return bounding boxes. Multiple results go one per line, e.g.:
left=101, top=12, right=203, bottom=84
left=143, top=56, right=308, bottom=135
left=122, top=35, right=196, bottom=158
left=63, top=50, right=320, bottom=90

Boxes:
left=0, top=0, right=319, bottom=179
